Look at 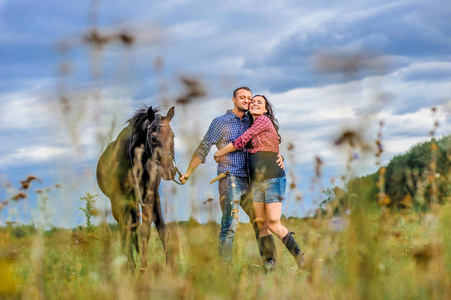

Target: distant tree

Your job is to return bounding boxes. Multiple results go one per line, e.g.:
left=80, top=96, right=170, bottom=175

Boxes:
left=347, top=172, right=379, bottom=211
left=384, top=136, right=451, bottom=208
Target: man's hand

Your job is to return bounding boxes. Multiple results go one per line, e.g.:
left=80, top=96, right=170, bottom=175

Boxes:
left=180, top=156, right=202, bottom=185
left=179, top=173, right=190, bottom=184
left=276, top=153, right=285, bottom=170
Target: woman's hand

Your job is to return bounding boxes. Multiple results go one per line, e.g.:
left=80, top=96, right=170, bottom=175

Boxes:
left=214, top=152, right=225, bottom=163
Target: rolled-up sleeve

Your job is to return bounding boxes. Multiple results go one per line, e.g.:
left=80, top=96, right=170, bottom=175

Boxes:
left=232, top=116, right=269, bottom=149
left=193, top=117, right=222, bottom=163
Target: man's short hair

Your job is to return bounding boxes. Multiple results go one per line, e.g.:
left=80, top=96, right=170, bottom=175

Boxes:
left=233, top=87, right=252, bottom=98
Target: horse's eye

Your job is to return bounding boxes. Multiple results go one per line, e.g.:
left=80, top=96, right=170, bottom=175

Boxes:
left=150, top=135, right=158, bottom=144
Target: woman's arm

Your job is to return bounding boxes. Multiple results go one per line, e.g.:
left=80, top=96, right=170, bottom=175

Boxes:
left=214, top=142, right=237, bottom=158
left=233, top=115, right=269, bottom=149
left=214, top=116, right=271, bottom=160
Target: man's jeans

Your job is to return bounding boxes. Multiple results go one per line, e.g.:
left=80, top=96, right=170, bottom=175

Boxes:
left=218, top=175, right=259, bottom=262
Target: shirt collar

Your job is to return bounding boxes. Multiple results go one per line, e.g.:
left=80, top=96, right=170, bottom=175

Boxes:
left=227, top=109, right=249, bottom=121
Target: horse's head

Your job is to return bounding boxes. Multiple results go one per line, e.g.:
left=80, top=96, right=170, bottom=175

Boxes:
left=147, top=106, right=177, bottom=181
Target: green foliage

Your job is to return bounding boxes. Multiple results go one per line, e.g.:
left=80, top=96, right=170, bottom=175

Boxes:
left=342, top=135, right=451, bottom=211
left=348, top=172, right=379, bottom=206
left=384, top=136, right=451, bottom=208
left=8, top=224, right=37, bottom=239
left=79, top=192, right=99, bottom=232
left=44, top=226, right=59, bottom=238
left=317, top=187, right=348, bottom=217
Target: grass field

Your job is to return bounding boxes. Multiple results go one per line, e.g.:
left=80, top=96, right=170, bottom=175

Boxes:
left=2, top=203, right=451, bottom=299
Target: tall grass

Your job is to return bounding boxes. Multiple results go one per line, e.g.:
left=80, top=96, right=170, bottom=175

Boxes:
left=1, top=205, right=451, bottom=299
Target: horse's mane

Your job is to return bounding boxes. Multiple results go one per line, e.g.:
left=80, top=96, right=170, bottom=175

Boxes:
left=128, top=104, right=162, bottom=135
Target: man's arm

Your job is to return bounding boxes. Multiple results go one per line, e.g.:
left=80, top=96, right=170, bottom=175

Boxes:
left=179, top=117, right=222, bottom=184
left=179, top=156, right=202, bottom=184
left=277, top=153, right=285, bottom=170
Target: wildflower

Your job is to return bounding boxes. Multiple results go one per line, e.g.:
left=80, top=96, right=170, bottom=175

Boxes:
left=314, top=156, right=323, bottom=179
left=203, top=198, right=214, bottom=205
left=11, top=193, right=27, bottom=201
left=118, top=32, right=134, bottom=46
left=334, top=130, right=358, bottom=147
left=20, top=175, right=42, bottom=190
left=90, top=209, right=101, bottom=217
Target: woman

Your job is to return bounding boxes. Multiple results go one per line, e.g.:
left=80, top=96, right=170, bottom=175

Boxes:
left=214, top=95, right=304, bottom=270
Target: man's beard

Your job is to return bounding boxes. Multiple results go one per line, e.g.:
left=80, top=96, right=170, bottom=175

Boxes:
left=238, top=105, right=248, bottom=112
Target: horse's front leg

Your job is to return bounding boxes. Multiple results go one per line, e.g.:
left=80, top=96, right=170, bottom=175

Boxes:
left=138, top=204, right=152, bottom=272
left=154, top=196, right=175, bottom=268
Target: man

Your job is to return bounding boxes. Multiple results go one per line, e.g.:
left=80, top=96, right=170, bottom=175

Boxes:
left=180, top=87, right=282, bottom=267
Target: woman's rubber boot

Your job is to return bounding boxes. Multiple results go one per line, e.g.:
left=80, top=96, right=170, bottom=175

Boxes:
left=281, top=231, right=304, bottom=269
left=258, top=235, right=277, bottom=272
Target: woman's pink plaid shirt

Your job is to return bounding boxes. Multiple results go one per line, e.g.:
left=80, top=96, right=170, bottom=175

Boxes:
left=232, top=115, right=279, bottom=154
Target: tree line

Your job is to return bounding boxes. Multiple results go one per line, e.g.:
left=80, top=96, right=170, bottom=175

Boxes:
left=320, top=135, right=451, bottom=215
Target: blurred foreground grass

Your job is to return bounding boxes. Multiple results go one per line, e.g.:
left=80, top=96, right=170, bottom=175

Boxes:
left=2, top=204, right=451, bottom=299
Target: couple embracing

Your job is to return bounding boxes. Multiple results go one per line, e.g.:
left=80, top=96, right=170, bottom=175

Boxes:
left=179, top=87, right=304, bottom=270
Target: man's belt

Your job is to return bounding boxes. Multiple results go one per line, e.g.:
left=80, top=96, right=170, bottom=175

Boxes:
left=209, top=170, right=230, bottom=184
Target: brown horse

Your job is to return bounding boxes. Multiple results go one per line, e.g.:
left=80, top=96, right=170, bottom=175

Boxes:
left=97, top=105, right=178, bottom=271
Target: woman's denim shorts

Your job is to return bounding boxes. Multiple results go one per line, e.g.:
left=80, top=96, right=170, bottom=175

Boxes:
left=252, top=176, right=286, bottom=203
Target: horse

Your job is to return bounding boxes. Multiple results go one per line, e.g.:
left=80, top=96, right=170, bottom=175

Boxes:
left=96, top=105, right=179, bottom=271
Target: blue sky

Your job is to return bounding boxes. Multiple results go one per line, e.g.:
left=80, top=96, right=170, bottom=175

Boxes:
left=1, top=0, right=451, bottom=227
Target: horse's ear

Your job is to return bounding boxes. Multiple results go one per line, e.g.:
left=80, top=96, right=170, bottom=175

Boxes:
left=147, top=106, right=155, bottom=122
left=166, top=106, right=175, bottom=122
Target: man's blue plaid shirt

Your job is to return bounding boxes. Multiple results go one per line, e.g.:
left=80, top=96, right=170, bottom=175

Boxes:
left=194, top=110, right=250, bottom=177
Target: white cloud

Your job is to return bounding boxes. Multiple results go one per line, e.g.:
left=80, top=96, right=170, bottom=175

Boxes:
left=0, top=84, right=135, bottom=169
left=169, top=20, right=218, bottom=39
left=0, top=90, right=56, bottom=130
left=0, top=146, right=70, bottom=167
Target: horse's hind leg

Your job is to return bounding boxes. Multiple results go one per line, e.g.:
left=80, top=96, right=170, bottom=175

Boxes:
left=138, top=204, right=152, bottom=272
left=116, top=201, right=139, bottom=272
left=120, top=213, right=137, bottom=272
left=153, top=197, right=175, bottom=268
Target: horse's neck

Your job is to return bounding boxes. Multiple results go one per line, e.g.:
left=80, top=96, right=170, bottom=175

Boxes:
left=129, top=139, right=148, bottom=160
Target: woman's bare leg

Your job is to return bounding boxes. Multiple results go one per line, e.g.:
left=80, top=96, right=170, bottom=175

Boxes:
left=266, top=202, right=304, bottom=268
left=253, top=201, right=271, bottom=237
left=265, top=202, right=288, bottom=239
